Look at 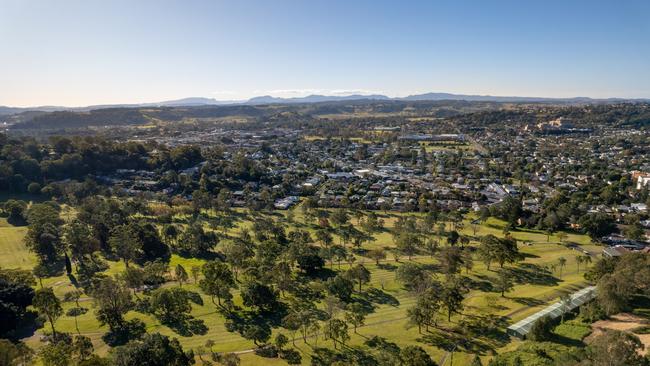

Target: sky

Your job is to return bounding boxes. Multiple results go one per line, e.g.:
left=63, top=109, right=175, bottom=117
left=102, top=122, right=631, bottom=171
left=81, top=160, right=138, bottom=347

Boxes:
left=1, top=0, right=649, bottom=107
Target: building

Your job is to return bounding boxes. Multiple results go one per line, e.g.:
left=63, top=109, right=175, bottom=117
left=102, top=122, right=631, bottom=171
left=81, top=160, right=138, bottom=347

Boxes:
left=506, top=286, right=597, bottom=339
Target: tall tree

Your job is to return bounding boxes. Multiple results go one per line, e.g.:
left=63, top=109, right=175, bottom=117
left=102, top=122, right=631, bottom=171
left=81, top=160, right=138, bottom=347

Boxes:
left=494, top=270, right=514, bottom=297
left=24, top=203, right=64, bottom=263
left=92, top=277, right=133, bottom=331
left=199, top=261, right=236, bottom=308
left=346, top=264, right=371, bottom=292
left=33, top=287, right=63, bottom=338
left=175, top=264, right=188, bottom=287
left=441, top=277, right=465, bottom=321
left=108, top=225, right=141, bottom=268
left=111, top=333, right=194, bottom=366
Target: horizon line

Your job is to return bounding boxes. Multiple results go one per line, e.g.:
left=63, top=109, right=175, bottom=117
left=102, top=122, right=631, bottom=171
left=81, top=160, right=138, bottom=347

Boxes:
left=3, top=90, right=650, bottom=109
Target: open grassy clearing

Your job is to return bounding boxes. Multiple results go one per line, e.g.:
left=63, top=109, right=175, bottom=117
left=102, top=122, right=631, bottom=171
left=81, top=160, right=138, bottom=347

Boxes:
left=0, top=203, right=600, bottom=365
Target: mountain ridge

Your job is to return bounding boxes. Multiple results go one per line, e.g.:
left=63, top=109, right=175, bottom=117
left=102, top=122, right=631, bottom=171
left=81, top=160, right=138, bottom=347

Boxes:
left=2, top=92, right=649, bottom=116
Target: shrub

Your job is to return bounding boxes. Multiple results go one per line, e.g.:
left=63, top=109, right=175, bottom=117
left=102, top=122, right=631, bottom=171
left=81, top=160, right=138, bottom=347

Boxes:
left=527, top=316, right=555, bottom=341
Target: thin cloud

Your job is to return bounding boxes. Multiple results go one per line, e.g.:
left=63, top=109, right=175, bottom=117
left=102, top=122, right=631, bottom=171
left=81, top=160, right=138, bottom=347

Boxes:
left=251, top=88, right=387, bottom=97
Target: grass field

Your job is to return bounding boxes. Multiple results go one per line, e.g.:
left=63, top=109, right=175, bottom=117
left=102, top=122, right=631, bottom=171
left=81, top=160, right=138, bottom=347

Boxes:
left=0, top=205, right=601, bottom=365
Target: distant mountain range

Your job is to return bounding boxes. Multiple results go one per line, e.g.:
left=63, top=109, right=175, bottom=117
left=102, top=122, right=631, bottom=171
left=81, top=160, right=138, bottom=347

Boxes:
left=2, top=92, right=649, bottom=116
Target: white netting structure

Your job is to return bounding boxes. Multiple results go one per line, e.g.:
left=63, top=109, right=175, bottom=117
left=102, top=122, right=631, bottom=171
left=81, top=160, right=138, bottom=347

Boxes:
left=506, top=286, right=597, bottom=338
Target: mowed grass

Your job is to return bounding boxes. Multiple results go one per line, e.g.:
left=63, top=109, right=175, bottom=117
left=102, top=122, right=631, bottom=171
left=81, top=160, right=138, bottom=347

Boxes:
left=0, top=205, right=600, bottom=365
left=0, top=218, right=35, bottom=269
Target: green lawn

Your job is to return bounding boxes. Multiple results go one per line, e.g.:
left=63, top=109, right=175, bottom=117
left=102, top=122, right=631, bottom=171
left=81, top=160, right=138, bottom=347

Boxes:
left=0, top=219, right=34, bottom=269
left=0, top=205, right=600, bottom=365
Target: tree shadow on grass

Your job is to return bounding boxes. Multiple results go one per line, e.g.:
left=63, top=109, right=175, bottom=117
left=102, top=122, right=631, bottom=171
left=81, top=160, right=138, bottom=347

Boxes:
left=307, top=267, right=337, bottom=282
left=377, top=263, right=397, bottom=271
left=352, top=248, right=368, bottom=256
left=463, top=277, right=494, bottom=292
left=165, top=316, right=209, bottom=337
left=505, top=264, right=559, bottom=286
left=550, top=333, right=585, bottom=348
left=357, top=287, right=400, bottom=307
left=511, top=297, right=546, bottom=307
left=10, top=311, right=41, bottom=341
left=418, top=314, right=510, bottom=356
left=223, top=302, right=289, bottom=340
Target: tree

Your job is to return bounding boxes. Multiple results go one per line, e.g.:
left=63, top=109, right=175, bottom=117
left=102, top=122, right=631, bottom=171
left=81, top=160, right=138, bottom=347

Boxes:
left=396, top=262, right=430, bottom=293
left=346, top=264, right=371, bottom=292
left=470, top=222, right=480, bottom=236
left=345, top=303, right=367, bottom=334
left=63, top=290, right=84, bottom=334
left=579, top=213, right=616, bottom=241
left=241, top=281, right=278, bottom=312
left=494, top=236, right=520, bottom=268
left=92, top=277, right=133, bottom=330
left=315, top=229, right=333, bottom=248
left=424, top=239, right=439, bottom=258
left=3, top=199, right=27, bottom=225
left=175, top=264, right=188, bottom=287
left=122, top=266, right=145, bottom=297
left=439, top=246, right=463, bottom=276
left=162, top=224, right=179, bottom=247
left=24, top=203, right=64, bottom=263
left=199, top=261, right=236, bottom=308
left=33, top=287, right=63, bottom=338
left=447, top=231, right=460, bottom=246
left=624, top=224, right=645, bottom=241
left=323, top=318, right=349, bottom=349
left=326, top=275, right=354, bottom=302
left=470, top=355, right=483, bottom=366
left=330, top=209, right=349, bottom=227
left=295, top=247, right=325, bottom=275
left=494, top=270, right=514, bottom=297
left=282, top=305, right=320, bottom=345
left=0, top=277, right=35, bottom=338
left=557, top=232, right=568, bottom=244
left=368, top=248, right=387, bottom=265
left=39, top=341, right=73, bottom=366
left=176, top=221, right=218, bottom=257
left=394, top=232, right=420, bottom=260
left=149, top=287, right=192, bottom=323
left=585, top=329, right=647, bottom=366
left=0, top=339, right=33, bottom=366
left=222, top=238, right=254, bottom=281
left=597, top=273, right=634, bottom=315
left=73, top=335, right=94, bottom=361
left=408, top=286, right=442, bottom=333
left=190, top=266, right=201, bottom=283
left=400, top=345, right=436, bottom=366
left=527, top=315, right=554, bottom=341
left=108, top=225, right=141, bottom=268
left=242, top=324, right=271, bottom=346
left=479, top=235, right=520, bottom=270
left=557, top=257, right=567, bottom=278
left=274, top=333, right=289, bottom=351
left=576, top=256, right=583, bottom=273
left=64, top=219, right=100, bottom=268
left=462, top=250, right=474, bottom=274
left=441, top=277, right=465, bottom=321
left=111, top=333, right=194, bottom=366
left=218, top=353, right=240, bottom=366
left=478, top=235, right=499, bottom=270
left=559, top=294, right=572, bottom=323
left=271, top=261, right=294, bottom=297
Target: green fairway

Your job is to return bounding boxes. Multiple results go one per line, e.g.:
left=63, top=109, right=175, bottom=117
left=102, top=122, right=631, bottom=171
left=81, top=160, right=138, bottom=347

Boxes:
left=0, top=218, right=35, bottom=269
left=3, top=205, right=600, bottom=365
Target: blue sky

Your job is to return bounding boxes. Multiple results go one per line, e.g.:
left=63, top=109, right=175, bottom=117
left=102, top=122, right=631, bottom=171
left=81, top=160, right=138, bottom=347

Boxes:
left=1, top=0, right=649, bottom=106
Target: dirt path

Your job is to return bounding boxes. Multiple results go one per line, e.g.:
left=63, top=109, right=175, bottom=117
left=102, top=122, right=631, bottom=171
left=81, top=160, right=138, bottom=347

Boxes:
left=586, top=313, right=650, bottom=356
